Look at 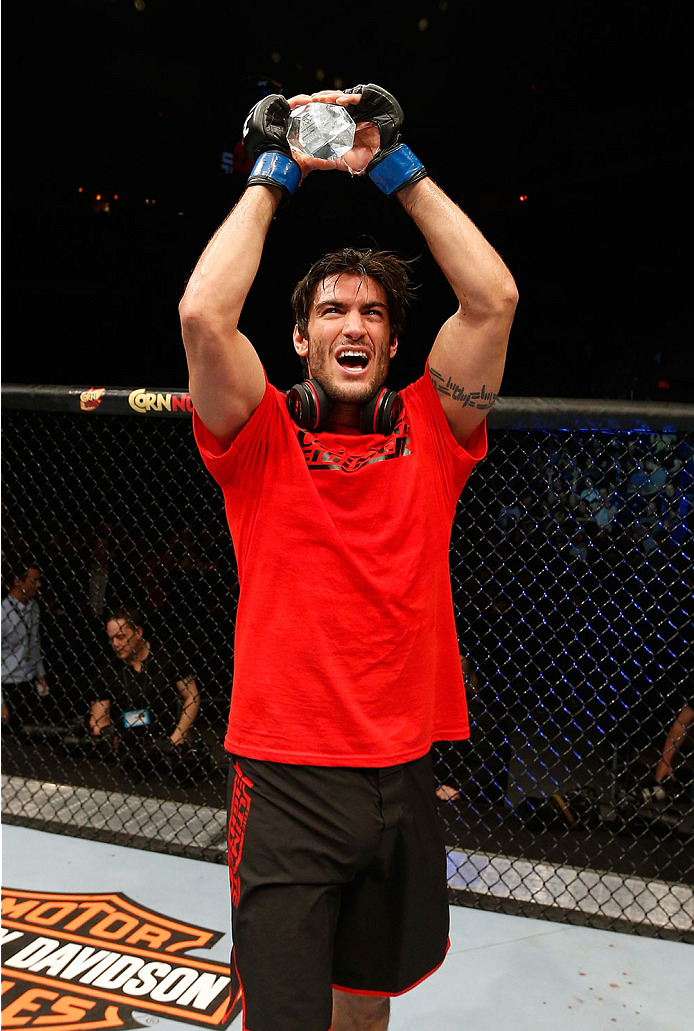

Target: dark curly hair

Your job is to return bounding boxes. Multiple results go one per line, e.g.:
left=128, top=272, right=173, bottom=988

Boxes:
left=106, top=605, right=144, bottom=631
left=291, top=247, right=417, bottom=346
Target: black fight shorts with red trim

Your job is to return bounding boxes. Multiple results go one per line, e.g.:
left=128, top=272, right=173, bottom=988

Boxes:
left=225, top=752, right=450, bottom=1031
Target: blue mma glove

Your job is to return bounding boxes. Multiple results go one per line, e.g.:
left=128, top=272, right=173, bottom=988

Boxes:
left=243, top=94, right=301, bottom=199
left=343, top=83, right=428, bottom=195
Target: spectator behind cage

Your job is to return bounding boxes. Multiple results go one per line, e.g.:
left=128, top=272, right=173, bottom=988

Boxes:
left=90, top=606, right=203, bottom=782
left=1, top=561, right=52, bottom=731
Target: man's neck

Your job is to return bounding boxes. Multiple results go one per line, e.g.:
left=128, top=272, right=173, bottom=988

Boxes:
left=328, top=402, right=361, bottom=434
left=128, top=642, right=151, bottom=671
left=10, top=587, right=29, bottom=605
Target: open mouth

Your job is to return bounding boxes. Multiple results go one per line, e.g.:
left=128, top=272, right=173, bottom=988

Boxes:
left=336, top=349, right=370, bottom=372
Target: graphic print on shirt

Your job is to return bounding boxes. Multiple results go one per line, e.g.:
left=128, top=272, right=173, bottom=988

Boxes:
left=296, top=411, right=412, bottom=473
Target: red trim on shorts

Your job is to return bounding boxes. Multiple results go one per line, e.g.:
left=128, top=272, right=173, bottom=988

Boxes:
left=331, top=936, right=451, bottom=997
left=222, top=981, right=243, bottom=1025
left=233, top=949, right=250, bottom=1031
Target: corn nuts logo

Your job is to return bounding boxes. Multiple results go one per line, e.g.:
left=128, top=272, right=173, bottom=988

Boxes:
left=79, top=389, right=106, bottom=412
left=1, top=889, right=239, bottom=1029
left=128, top=390, right=193, bottom=414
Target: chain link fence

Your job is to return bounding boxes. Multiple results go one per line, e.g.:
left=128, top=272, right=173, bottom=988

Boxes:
left=2, top=385, right=693, bottom=942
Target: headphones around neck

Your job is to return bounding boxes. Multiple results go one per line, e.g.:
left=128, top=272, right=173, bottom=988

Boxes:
left=286, top=379, right=403, bottom=434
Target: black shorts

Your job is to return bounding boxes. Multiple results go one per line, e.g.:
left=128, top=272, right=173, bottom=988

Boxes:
left=226, top=752, right=450, bottom=1031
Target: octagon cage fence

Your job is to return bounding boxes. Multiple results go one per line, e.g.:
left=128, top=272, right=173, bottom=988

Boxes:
left=1, top=384, right=693, bottom=944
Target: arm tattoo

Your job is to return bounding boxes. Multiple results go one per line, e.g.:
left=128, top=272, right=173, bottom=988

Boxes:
left=429, top=365, right=498, bottom=410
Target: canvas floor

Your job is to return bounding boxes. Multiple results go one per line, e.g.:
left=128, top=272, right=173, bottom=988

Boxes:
left=1, top=824, right=690, bottom=1030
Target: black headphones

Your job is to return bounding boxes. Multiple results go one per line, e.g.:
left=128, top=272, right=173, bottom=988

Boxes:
left=286, top=379, right=403, bottom=434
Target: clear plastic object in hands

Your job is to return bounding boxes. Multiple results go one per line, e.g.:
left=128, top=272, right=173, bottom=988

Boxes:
left=287, top=103, right=356, bottom=161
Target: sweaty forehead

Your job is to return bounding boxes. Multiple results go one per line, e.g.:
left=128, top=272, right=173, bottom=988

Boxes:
left=313, top=274, right=387, bottom=307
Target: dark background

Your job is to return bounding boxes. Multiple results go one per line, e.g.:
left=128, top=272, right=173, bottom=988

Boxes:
left=3, top=0, right=691, bottom=400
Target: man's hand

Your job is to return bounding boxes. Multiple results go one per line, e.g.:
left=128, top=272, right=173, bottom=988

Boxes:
left=343, top=83, right=428, bottom=193
left=244, top=89, right=381, bottom=185
left=343, top=84, right=404, bottom=165
left=90, top=699, right=112, bottom=736
left=285, top=90, right=379, bottom=176
left=243, top=94, right=301, bottom=199
left=243, top=94, right=294, bottom=164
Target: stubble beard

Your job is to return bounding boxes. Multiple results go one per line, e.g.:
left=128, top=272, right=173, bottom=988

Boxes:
left=307, top=340, right=391, bottom=407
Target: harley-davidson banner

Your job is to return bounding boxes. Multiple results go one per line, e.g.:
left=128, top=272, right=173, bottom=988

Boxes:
left=1, top=889, right=241, bottom=1029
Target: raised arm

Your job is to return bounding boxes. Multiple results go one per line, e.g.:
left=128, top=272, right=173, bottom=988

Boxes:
left=179, top=93, right=307, bottom=447
left=179, top=186, right=278, bottom=447
left=345, top=83, right=518, bottom=446
left=179, top=91, right=363, bottom=448
left=398, top=178, right=518, bottom=446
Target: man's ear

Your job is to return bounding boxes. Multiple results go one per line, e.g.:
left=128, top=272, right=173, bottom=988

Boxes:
left=390, top=334, right=399, bottom=359
left=293, top=325, right=309, bottom=358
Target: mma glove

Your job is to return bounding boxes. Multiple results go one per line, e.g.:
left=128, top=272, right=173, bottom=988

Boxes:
left=243, top=94, right=301, bottom=200
left=343, top=83, right=429, bottom=195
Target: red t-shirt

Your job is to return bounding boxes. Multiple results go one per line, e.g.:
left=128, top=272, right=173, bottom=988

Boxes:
left=193, top=368, right=487, bottom=766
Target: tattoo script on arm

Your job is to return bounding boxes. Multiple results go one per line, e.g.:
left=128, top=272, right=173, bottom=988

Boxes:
left=429, top=365, right=498, bottom=410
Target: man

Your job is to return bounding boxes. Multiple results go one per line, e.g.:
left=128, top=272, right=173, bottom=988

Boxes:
left=179, top=84, right=517, bottom=1031
left=90, top=606, right=201, bottom=780
left=1, top=562, right=50, bottom=730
